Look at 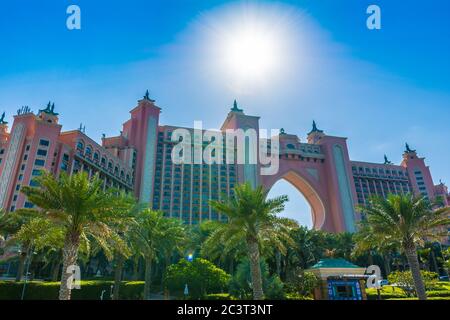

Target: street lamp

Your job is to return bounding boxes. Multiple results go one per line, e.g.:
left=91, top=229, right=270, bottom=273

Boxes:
left=21, top=247, right=37, bottom=300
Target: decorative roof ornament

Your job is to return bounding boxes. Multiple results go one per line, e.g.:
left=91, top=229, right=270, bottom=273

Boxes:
left=308, top=120, right=324, bottom=135
left=279, top=128, right=286, bottom=135
left=39, top=101, right=59, bottom=116
left=0, top=112, right=7, bottom=125
left=17, top=106, right=31, bottom=115
left=143, top=90, right=155, bottom=102
left=384, top=154, right=392, bottom=165
left=231, top=99, right=243, bottom=112
left=405, top=143, right=416, bottom=153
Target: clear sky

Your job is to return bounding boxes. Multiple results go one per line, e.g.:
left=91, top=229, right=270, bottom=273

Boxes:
left=1, top=0, right=449, bottom=227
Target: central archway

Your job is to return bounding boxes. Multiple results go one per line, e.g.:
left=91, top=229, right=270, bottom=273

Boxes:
left=263, top=170, right=326, bottom=230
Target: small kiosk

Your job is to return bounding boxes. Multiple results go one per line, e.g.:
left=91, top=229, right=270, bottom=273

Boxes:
left=307, top=259, right=368, bottom=300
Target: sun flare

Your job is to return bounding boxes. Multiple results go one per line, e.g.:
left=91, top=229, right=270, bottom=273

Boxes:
left=223, top=25, right=279, bottom=81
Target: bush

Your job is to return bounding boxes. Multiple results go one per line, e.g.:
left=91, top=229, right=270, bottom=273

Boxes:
left=0, top=280, right=145, bottom=300
left=229, top=259, right=286, bottom=299
left=164, top=258, right=231, bottom=299
left=285, top=292, right=314, bottom=300
left=388, top=270, right=439, bottom=296
left=204, top=293, right=237, bottom=300
left=285, top=270, right=319, bottom=297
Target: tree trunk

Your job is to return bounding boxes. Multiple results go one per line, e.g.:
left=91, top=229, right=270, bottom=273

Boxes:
left=247, top=239, right=264, bottom=300
left=383, top=254, right=391, bottom=277
left=430, top=251, right=439, bottom=274
left=51, top=260, right=61, bottom=282
left=59, top=234, right=80, bottom=300
left=275, top=251, right=281, bottom=277
left=143, top=257, right=153, bottom=300
left=229, top=259, right=234, bottom=275
left=15, top=251, right=27, bottom=282
left=113, top=255, right=125, bottom=300
left=368, top=252, right=374, bottom=266
left=404, top=243, right=427, bottom=300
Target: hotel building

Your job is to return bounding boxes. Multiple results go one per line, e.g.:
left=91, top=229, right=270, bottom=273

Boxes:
left=0, top=92, right=448, bottom=238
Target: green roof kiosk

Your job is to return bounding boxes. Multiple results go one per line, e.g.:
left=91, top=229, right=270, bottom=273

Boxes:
left=307, top=259, right=368, bottom=300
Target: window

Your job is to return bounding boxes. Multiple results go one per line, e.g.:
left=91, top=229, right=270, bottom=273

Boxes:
left=39, top=139, right=50, bottom=147
left=0, top=149, right=4, bottom=155
left=37, top=149, right=47, bottom=156
left=32, top=169, right=42, bottom=176
left=85, top=146, right=92, bottom=158
left=24, top=202, right=34, bottom=208
left=34, top=159, right=45, bottom=166
left=76, top=140, right=84, bottom=152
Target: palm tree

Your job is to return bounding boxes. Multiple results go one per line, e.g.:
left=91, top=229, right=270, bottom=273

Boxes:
left=359, top=194, right=450, bottom=300
left=209, top=183, right=294, bottom=300
left=21, top=172, right=132, bottom=300
left=130, top=209, right=186, bottom=299
left=353, top=220, right=400, bottom=276
left=0, top=209, right=38, bottom=281
left=109, top=192, right=139, bottom=300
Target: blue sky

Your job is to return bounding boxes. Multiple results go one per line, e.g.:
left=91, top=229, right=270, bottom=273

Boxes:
left=1, top=0, right=449, bottom=227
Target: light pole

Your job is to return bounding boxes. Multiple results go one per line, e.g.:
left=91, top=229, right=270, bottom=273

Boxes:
left=20, top=246, right=36, bottom=300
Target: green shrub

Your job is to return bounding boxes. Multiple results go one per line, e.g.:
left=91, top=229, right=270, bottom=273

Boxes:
left=229, top=259, right=287, bottom=299
left=0, top=280, right=145, bottom=300
left=164, top=258, right=231, bottom=299
left=121, top=281, right=144, bottom=300
left=265, top=275, right=285, bottom=300
left=285, top=292, right=313, bottom=300
left=204, top=293, right=237, bottom=300
left=387, top=270, right=439, bottom=297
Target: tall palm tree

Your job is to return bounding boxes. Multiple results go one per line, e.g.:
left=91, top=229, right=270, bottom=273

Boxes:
left=21, top=172, right=132, bottom=300
left=108, top=192, right=139, bottom=300
left=130, top=209, right=186, bottom=299
left=209, top=183, right=294, bottom=300
left=353, top=220, right=400, bottom=276
left=359, top=194, right=450, bottom=300
left=0, top=209, right=38, bottom=281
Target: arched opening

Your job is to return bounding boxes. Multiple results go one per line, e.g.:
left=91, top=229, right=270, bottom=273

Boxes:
left=263, top=170, right=326, bottom=230
left=268, top=179, right=313, bottom=228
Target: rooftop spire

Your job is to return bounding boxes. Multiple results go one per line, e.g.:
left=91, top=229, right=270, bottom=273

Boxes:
left=143, top=90, right=155, bottom=102
left=39, top=101, right=59, bottom=116
left=405, top=143, right=416, bottom=153
left=0, top=112, right=7, bottom=125
left=231, top=99, right=243, bottom=112
left=384, top=154, right=392, bottom=164
left=308, top=120, right=323, bottom=135
left=280, top=128, right=286, bottom=135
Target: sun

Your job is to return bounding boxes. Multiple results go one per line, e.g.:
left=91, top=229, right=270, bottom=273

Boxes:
left=196, top=3, right=303, bottom=94
left=223, top=25, right=279, bottom=81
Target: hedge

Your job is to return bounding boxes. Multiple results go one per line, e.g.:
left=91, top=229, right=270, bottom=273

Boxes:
left=366, top=285, right=450, bottom=300
left=203, top=293, right=237, bottom=300
left=0, top=280, right=145, bottom=300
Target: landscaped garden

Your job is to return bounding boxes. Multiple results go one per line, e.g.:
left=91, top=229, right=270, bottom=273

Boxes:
left=0, top=172, right=449, bottom=300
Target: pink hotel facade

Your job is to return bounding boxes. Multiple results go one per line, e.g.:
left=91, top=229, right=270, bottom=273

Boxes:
left=0, top=92, right=449, bottom=236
